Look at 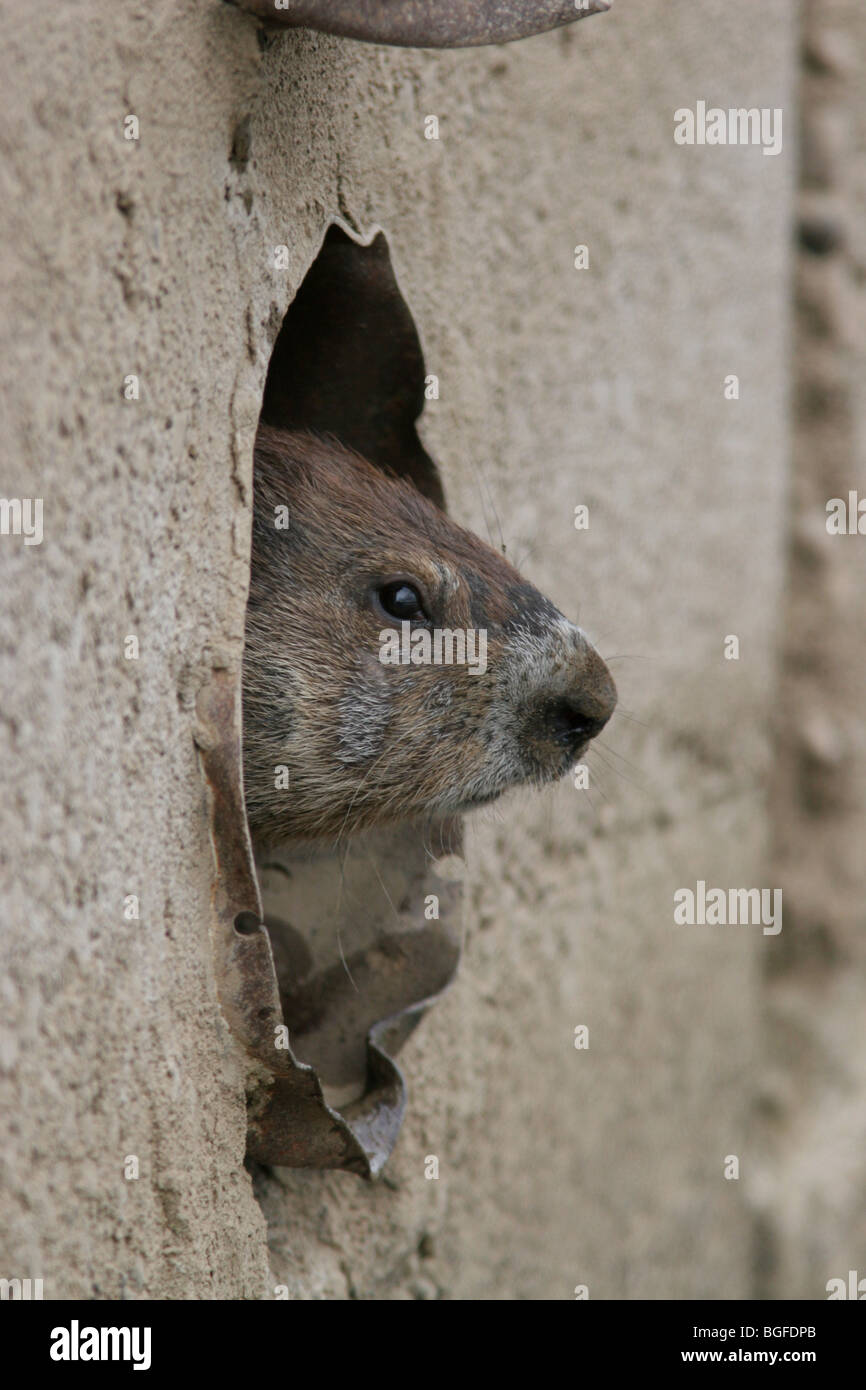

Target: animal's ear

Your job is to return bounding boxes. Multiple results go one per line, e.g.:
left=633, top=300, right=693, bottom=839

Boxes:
left=260, top=223, right=444, bottom=508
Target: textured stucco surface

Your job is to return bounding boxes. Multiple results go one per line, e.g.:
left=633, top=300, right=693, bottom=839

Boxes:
left=0, top=0, right=807, bottom=1298
left=758, top=0, right=866, bottom=1302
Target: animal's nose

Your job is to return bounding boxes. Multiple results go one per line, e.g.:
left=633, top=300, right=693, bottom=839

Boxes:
left=543, top=641, right=617, bottom=752
left=546, top=698, right=612, bottom=748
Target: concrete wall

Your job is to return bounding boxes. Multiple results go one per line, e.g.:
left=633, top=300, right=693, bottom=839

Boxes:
left=0, top=0, right=825, bottom=1300
left=758, top=0, right=866, bottom=1302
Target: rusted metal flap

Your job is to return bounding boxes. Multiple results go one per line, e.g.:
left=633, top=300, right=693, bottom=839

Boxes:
left=251, top=823, right=463, bottom=1173
left=274, top=917, right=461, bottom=1087
left=197, top=670, right=367, bottom=1171
left=231, top=0, right=611, bottom=48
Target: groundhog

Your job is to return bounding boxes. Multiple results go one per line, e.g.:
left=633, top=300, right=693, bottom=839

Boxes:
left=242, top=426, right=616, bottom=843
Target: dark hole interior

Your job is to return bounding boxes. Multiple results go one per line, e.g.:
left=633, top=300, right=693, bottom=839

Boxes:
left=258, top=223, right=445, bottom=507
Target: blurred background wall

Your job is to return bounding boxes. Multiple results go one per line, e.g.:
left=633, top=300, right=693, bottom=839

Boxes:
left=1, top=0, right=861, bottom=1299
left=758, top=0, right=866, bottom=1302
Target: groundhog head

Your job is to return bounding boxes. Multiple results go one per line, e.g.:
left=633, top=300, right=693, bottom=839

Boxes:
left=242, top=427, right=616, bottom=843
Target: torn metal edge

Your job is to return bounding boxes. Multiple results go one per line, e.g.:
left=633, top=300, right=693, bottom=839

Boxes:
left=228, top=0, right=611, bottom=49
left=196, top=668, right=462, bottom=1177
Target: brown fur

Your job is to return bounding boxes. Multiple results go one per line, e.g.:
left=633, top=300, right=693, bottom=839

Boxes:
left=242, top=427, right=616, bottom=843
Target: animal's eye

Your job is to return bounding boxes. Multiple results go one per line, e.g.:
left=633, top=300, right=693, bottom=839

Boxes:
left=376, top=580, right=429, bottom=623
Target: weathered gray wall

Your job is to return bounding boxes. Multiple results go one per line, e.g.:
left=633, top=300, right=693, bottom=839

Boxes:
left=1, top=0, right=841, bottom=1301
left=758, top=0, right=866, bottom=1303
